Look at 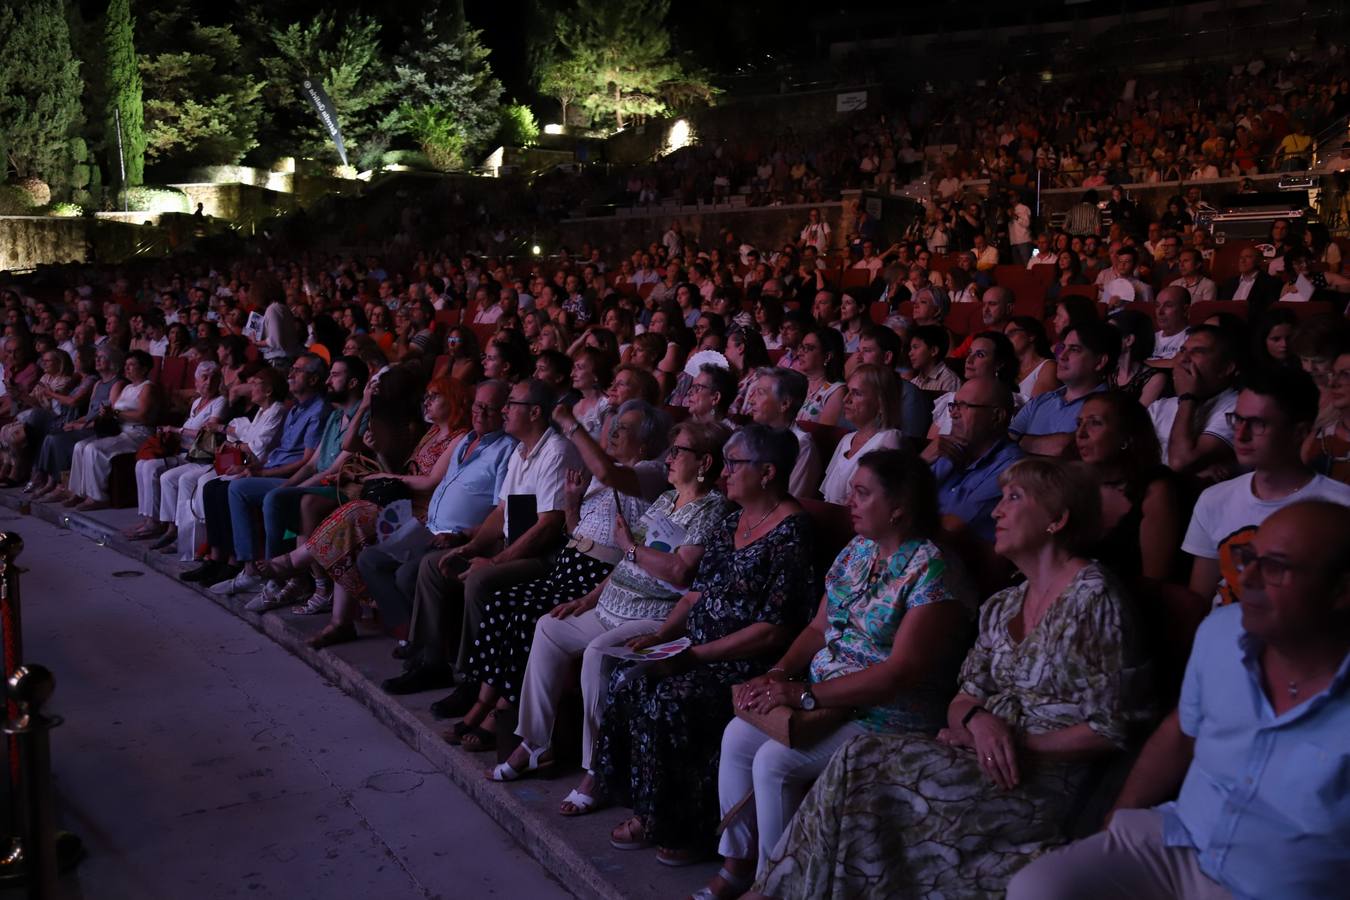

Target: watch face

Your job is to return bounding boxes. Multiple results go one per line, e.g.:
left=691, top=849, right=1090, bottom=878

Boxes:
left=800, top=689, right=816, bottom=711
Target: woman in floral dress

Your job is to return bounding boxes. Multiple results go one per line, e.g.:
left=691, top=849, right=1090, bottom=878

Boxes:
left=749, top=458, right=1153, bottom=900
left=598, top=425, right=819, bottom=865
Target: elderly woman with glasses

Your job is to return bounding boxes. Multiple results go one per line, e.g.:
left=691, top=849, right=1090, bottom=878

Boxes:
left=748, top=459, right=1153, bottom=900
left=443, top=399, right=675, bottom=751
left=598, top=424, right=818, bottom=866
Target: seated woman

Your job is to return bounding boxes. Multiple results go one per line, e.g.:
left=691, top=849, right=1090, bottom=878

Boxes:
left=569, top=346, right=613, bottom=437
left=32, top=347, right=126, bottom=502
left=1, top=348, right=86, bottom=487
left=1074, top=391, right=1182, bottom=583
left=836, top=291, right=868, bottom=353
left=1004, top=316, right=1059, bottom=399
left=159, top=367, right=290, bottom=557
left=255, top=378, right=471, bottom=646
left=725, top=327, right=771, bottom=416
left=704, top=450, right=975, bottom=897
left=819, top=364, right=904, bottom=504
left=125, top=362, right=227, bottom=541
left=685, top=363, right=738, bottom=429
left=486, top=420, right=730, bottom=805
left=1109, top=309, right=1167, bottom=405
left=598, top=425, right=818, bottom=866
left=794, top=327, right=846, bottom=426
left=448, top=399, right=672, bottom=750
left=749, top=458, right=1153, bottom=900
left=63, top=350, right=158, bottom=512
left=925, top=330, right=1019, bottom=439
left=1303, top=347, right=1350, bottom=484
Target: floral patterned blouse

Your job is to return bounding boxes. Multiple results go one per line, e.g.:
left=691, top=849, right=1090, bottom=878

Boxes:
left=810, top=536, right=975, bottom=733
left=958, top=561, right=1152, bottom=749
left=798, top=380, right=843, bottom=423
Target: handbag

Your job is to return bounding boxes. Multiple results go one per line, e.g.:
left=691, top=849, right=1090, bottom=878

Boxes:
left=185, top=428, right=219, bottom=464
left=214, top=441, right=245, bottom=476
left=335, top=453, right=382, bottom=502
left=135, top=431, right=181, bottom=460
left=92, top=407, right=121, bottom=437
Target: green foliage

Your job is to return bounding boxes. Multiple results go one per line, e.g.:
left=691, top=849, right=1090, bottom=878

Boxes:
left=104, top=0, right=146, bottom=187
left=256, top=13, right=398, bottom=163
left=386, top=13, right=503, bottom=150
left=140, top=23, right=264, bottom=167
left=117, top=185, right=189, bottom=214
left=46, top=202, right=84, bottom=218
left=0, top=185, right=38, bottom=215
left=499, top=104, right=540, bottom=148
left=0, top=0, right=85, bottom=187
left=394, top=104, right=468, bottom=171
left=546, top=0, right=716, bottom=130
left=380, top=149, right=436, bottom=170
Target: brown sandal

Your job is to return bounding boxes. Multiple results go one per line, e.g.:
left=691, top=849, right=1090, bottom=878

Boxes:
left=307, top=622, right=357, bottom=649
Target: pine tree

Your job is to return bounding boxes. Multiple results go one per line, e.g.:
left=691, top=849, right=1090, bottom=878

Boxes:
left=0, top=0, right=85, bottom=189
left=104, top=0, right=146, bottom=187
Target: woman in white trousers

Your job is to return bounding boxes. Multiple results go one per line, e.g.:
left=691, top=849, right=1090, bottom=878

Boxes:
left=128, top=362, right=227, bottom=540
left=65, top=351, right=158, bottom=512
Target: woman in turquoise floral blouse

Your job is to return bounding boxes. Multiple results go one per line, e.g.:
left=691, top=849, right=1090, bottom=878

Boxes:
left=697, top=449, right=976, bottom=899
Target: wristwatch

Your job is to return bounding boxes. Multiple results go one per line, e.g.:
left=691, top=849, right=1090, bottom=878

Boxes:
left=798, top=687, right=817, bottom=711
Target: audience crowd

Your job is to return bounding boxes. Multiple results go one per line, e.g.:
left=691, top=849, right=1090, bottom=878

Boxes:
left=2, top=121, right=1349, bottom=898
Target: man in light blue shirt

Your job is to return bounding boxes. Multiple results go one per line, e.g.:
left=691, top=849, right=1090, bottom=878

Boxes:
left=356, top=381, right=516, bottom=634
left=931, top=377, right=1023, bottom=545
left=1008, top=320, right=1115, bottom=458
left=1009, top=500, right=1350, bottom=900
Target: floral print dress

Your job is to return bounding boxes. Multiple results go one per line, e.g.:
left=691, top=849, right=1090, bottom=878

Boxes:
left=757, top=562, right=1152, bottom=900
left=798, top=381, right=844, bottom=423
left=595, top=511, right=818, bottom=849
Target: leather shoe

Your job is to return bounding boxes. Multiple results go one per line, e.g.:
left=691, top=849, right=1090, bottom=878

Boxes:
left=381, top=664, right=454, bottom=696
left=430, top=682, right=479, bottom=720
left=182, top=561, right=236, bottom=584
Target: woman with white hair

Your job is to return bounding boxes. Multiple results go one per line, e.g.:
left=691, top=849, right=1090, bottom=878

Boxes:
left=125, top=361, right=227, bottom=541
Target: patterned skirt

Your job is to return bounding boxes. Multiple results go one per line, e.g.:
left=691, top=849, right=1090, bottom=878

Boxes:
left=306, top=500, right=380, bottom=596
left=463, top=547, right=614, bottom=704
left=756, top=732, right=1089, bottom=900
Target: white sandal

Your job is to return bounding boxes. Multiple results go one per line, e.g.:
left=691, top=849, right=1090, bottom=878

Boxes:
left=291, top=586, right=333, bottom=616
left=558, top=788, right=598, bottom=817
left=487, top=742, right=553, bottom=782
left=689, top=866, right=754, bottom=900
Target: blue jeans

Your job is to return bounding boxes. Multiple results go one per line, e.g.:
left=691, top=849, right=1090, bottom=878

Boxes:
left=226, top=477, right=290, bottom=562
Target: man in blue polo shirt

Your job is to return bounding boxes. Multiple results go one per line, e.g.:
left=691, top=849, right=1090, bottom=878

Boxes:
left=1009, top=501, right=1350, bottom=900
left=929, top=376, right=1023, bottom=545
left=1009, top=320, right=1116, bottom=458
left=356, top=380, right=517, bottom=640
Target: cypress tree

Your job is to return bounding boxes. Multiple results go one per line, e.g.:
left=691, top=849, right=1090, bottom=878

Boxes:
left=103, top=0, right=145, bottom=187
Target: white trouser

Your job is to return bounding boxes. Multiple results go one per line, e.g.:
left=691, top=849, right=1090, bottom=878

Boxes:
left=177, top=471, right=228, bottom=560
left=159, top=461, right=213, bottom=524
left=136, top=455, right=182, bottom=517
left=717, top=715, right=867, bottom=872
left=514, top=609, right=658, bottom=771
left=68, top=431, right=145, bottom=502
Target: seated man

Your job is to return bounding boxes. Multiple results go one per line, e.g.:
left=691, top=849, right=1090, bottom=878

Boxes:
left=382, top=379, right=575, bottom=713
left=1148, top=325, right=1238, bottom=480
left=746, top=366, right=821, bottom=499
left=1168, top=248, right=1217, bottom=304
left=1183, top=367, right=1350, bottom=605
left=1218, top=246, right=1282, bottom=314
left=1096, top=246, right=1156, bottom=309
left=1148, top=285, right=1191, bottom=365
left=927, top=375, right=1023, bottom=545
left=1009, top=320, right=1116, bottom=458
left=949, top=286, right=1013, bottom=360
left=181, top=355, right=330, bottom=586
left=357, top=380, right=517, bottom=645
left=233, top=356, right=369, bottom=604
left=1009, top=500, right=1350, bottom=900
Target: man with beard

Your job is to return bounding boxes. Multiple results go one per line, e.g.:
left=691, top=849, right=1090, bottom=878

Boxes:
left=211, top=355, right=369, bottom=602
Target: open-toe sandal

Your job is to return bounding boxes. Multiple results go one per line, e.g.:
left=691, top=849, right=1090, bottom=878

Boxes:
left=488, top=742, right=553, bottom=782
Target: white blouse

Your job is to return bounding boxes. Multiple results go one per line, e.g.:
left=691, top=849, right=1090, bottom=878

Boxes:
left=819, top=429, right=903, bottom=504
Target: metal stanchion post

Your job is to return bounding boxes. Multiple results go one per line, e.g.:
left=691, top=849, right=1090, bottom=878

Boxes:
left=3, top=666, right=60, bottom=900
left=0, top=533, right=26, bottom=845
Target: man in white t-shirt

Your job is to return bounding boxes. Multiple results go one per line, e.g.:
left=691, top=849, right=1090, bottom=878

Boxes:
left=1148, top=325, right=1238, bottom=477
left=384, top=379, right=578, bottom=710
left=1148, top=286, right=1191, bottom=365
left=1183, top=367, right=1350, bottom=605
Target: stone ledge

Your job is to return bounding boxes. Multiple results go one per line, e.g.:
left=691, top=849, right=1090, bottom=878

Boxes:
left=2, top=491, right=717, bottom=899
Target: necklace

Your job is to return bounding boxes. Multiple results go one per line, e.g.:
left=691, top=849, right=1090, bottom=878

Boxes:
left=739, top=500, right=782, bottom=542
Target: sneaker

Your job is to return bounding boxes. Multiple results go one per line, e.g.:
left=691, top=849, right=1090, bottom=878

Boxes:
left=209, top=569, right=264, bottom=596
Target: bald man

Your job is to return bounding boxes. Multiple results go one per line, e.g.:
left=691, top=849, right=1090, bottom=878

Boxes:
left=1010, top=500, right=1350, bottom=900
left=950, top=286, right=1014, bottom=360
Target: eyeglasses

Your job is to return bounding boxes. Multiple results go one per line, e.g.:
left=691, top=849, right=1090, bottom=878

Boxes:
left=947, top=400, right=998, bottom=414
left=1224, top=412, right=1271, bottom=435
left=667, top=444, right=699, bottom=458
left=1230, top=542, right=1314, bottom=587
left=722, top=456, right=762, bottom=473
left=687, top=382, right=711, bottom=395
left=503, top=399, right=537, bottom=410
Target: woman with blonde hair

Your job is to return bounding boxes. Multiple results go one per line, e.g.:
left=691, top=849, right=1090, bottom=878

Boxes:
left=819, top=364, right=905, bottom=504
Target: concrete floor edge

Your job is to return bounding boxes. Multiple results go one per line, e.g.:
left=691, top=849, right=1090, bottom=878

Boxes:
left=0, top=494, right=625, bottom=900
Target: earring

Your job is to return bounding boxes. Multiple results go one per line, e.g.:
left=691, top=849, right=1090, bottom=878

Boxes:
left=1120, top=441, right=1130, bottom=450
left=697, top=469, right=706, bottom=484
left=760, top=479, right=769, bottom=489
left=1045, top=525, right=1058, bottom=534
